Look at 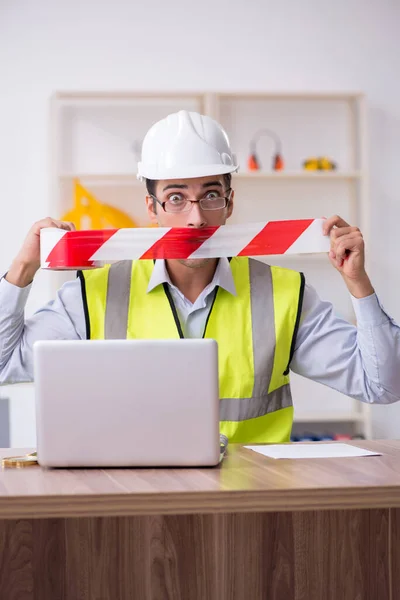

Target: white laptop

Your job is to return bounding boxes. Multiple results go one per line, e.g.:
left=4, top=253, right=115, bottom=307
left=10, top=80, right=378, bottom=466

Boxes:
left=34, top=339, right=221, bottom=468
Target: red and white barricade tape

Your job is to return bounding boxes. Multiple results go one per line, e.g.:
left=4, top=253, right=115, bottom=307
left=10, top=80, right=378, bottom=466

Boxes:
left=40, top=219, right=330, bottom=270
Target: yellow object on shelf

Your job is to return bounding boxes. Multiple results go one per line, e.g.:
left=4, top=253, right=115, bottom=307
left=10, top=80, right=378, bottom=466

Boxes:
left=303, top=157, right=337, bottom=171
left=62, top=180, right=138, bottom=230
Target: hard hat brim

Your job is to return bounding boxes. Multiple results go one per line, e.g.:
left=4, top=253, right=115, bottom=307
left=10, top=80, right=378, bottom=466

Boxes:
left=137, top=162, right=239, bottom=181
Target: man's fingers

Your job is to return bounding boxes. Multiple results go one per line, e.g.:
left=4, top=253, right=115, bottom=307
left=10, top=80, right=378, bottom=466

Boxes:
left=332, top=233, right=363, bottom=260
left=58, top=221, right=76, bottom=231
left=323, top=215, right=351, bottom=235
left=50, top=219, right=74, bottom=230
left=330, top=226, right=360, bottom=241
left=33, top=218, right=75, bottom=233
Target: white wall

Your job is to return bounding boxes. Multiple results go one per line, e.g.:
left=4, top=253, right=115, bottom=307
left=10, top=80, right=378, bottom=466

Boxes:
left=1, top=0, right=400, bottom=442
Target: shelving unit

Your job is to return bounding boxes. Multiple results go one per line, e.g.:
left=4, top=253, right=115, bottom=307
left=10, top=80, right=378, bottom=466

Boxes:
left=50, top=90, right=370, bottom=439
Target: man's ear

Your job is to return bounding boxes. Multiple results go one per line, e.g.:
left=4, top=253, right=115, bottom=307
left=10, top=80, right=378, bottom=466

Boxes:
left=145, top=196, right=158, bottom=225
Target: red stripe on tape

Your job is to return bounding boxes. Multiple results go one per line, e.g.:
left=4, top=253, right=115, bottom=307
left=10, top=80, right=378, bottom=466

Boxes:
left=238, top=219, right=313, bottom=256
left=45, top=229, right=118, bottom=268
left=139, top=226, right=219, bottom=260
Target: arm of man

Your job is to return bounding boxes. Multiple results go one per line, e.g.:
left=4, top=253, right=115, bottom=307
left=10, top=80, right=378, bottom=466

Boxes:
left=0, top=276, right=85, bottom=384
left=290, top=284, right=400, bottom=403
left=0, top=217, right=84, bottom=385
left=290, top=214, right=400, bottom=404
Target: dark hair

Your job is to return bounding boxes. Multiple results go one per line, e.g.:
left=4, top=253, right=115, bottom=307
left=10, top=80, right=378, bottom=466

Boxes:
left=145, top=173, right=232, bottom=197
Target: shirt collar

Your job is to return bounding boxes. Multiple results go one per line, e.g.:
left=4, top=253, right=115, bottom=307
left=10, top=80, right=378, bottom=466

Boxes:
left=146, top=258, right=237, bottom=297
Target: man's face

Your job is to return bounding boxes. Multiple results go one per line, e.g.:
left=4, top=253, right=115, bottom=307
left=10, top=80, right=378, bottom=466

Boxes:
left=145, top=175, right=234, bottom=268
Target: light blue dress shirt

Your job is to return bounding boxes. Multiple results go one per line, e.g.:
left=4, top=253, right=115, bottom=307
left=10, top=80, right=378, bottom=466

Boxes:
left=0, top=259, right=400, bottom=405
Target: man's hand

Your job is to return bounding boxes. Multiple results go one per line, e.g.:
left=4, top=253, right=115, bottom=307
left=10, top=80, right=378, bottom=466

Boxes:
left=6, top=218, right=75, bottom=288
left=323, top=215, right=374, bottom=299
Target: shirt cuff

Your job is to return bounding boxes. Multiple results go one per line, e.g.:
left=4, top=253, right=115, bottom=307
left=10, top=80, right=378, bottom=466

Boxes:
left=351, top=292, right=390, bottom=327
left=0, top=276, right=32, bottom=314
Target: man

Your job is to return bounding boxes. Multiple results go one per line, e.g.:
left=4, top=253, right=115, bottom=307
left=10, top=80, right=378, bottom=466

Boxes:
left=0, top=110, right=399, bottom=443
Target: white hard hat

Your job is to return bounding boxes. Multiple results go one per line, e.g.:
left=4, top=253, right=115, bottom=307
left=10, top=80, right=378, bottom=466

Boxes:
left=137, top=110, right=239, bottom=181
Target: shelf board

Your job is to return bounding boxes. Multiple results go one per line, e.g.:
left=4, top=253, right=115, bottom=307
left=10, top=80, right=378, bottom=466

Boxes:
left=218, top=91, right=364, bottom=101
left=54, top=90, right=364, bottom=103
left=234, top=171, right=362, bottom=180
left=294, top=412, right=364, bottom=424
left=59, top=173, right=144, bottom=184
left=58, top=171, right=362, bottom=183
left=54, top=91, right=206, bottom=107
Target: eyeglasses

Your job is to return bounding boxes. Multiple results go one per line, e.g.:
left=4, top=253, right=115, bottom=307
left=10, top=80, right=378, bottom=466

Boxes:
left=150, top=189, right=232, bottom=214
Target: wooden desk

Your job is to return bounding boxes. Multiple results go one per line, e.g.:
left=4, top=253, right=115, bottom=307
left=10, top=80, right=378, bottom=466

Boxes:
left=1, top=440, right=400, bottom=599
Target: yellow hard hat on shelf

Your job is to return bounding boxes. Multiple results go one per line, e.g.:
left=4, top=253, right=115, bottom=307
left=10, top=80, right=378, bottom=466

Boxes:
left=62, top=180, right=138, bottom=230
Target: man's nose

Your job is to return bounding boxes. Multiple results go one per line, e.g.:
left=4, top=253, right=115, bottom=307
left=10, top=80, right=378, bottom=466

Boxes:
left=186, top=202, right=207, bottom=228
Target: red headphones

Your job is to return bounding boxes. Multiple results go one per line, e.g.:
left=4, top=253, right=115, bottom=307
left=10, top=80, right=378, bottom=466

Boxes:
left=247, top=129, right=284, bottom=171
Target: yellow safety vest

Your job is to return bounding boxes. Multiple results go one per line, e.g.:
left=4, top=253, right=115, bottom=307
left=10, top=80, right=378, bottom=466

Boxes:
left=79, top=258, right=304, bottom=444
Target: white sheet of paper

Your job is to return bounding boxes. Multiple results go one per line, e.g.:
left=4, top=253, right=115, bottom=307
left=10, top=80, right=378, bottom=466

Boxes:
left=244, top=443, right=381, bottom=460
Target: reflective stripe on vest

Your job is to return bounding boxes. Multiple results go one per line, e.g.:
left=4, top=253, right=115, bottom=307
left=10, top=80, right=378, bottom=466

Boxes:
left=80, top=257, right=304, bottom=444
